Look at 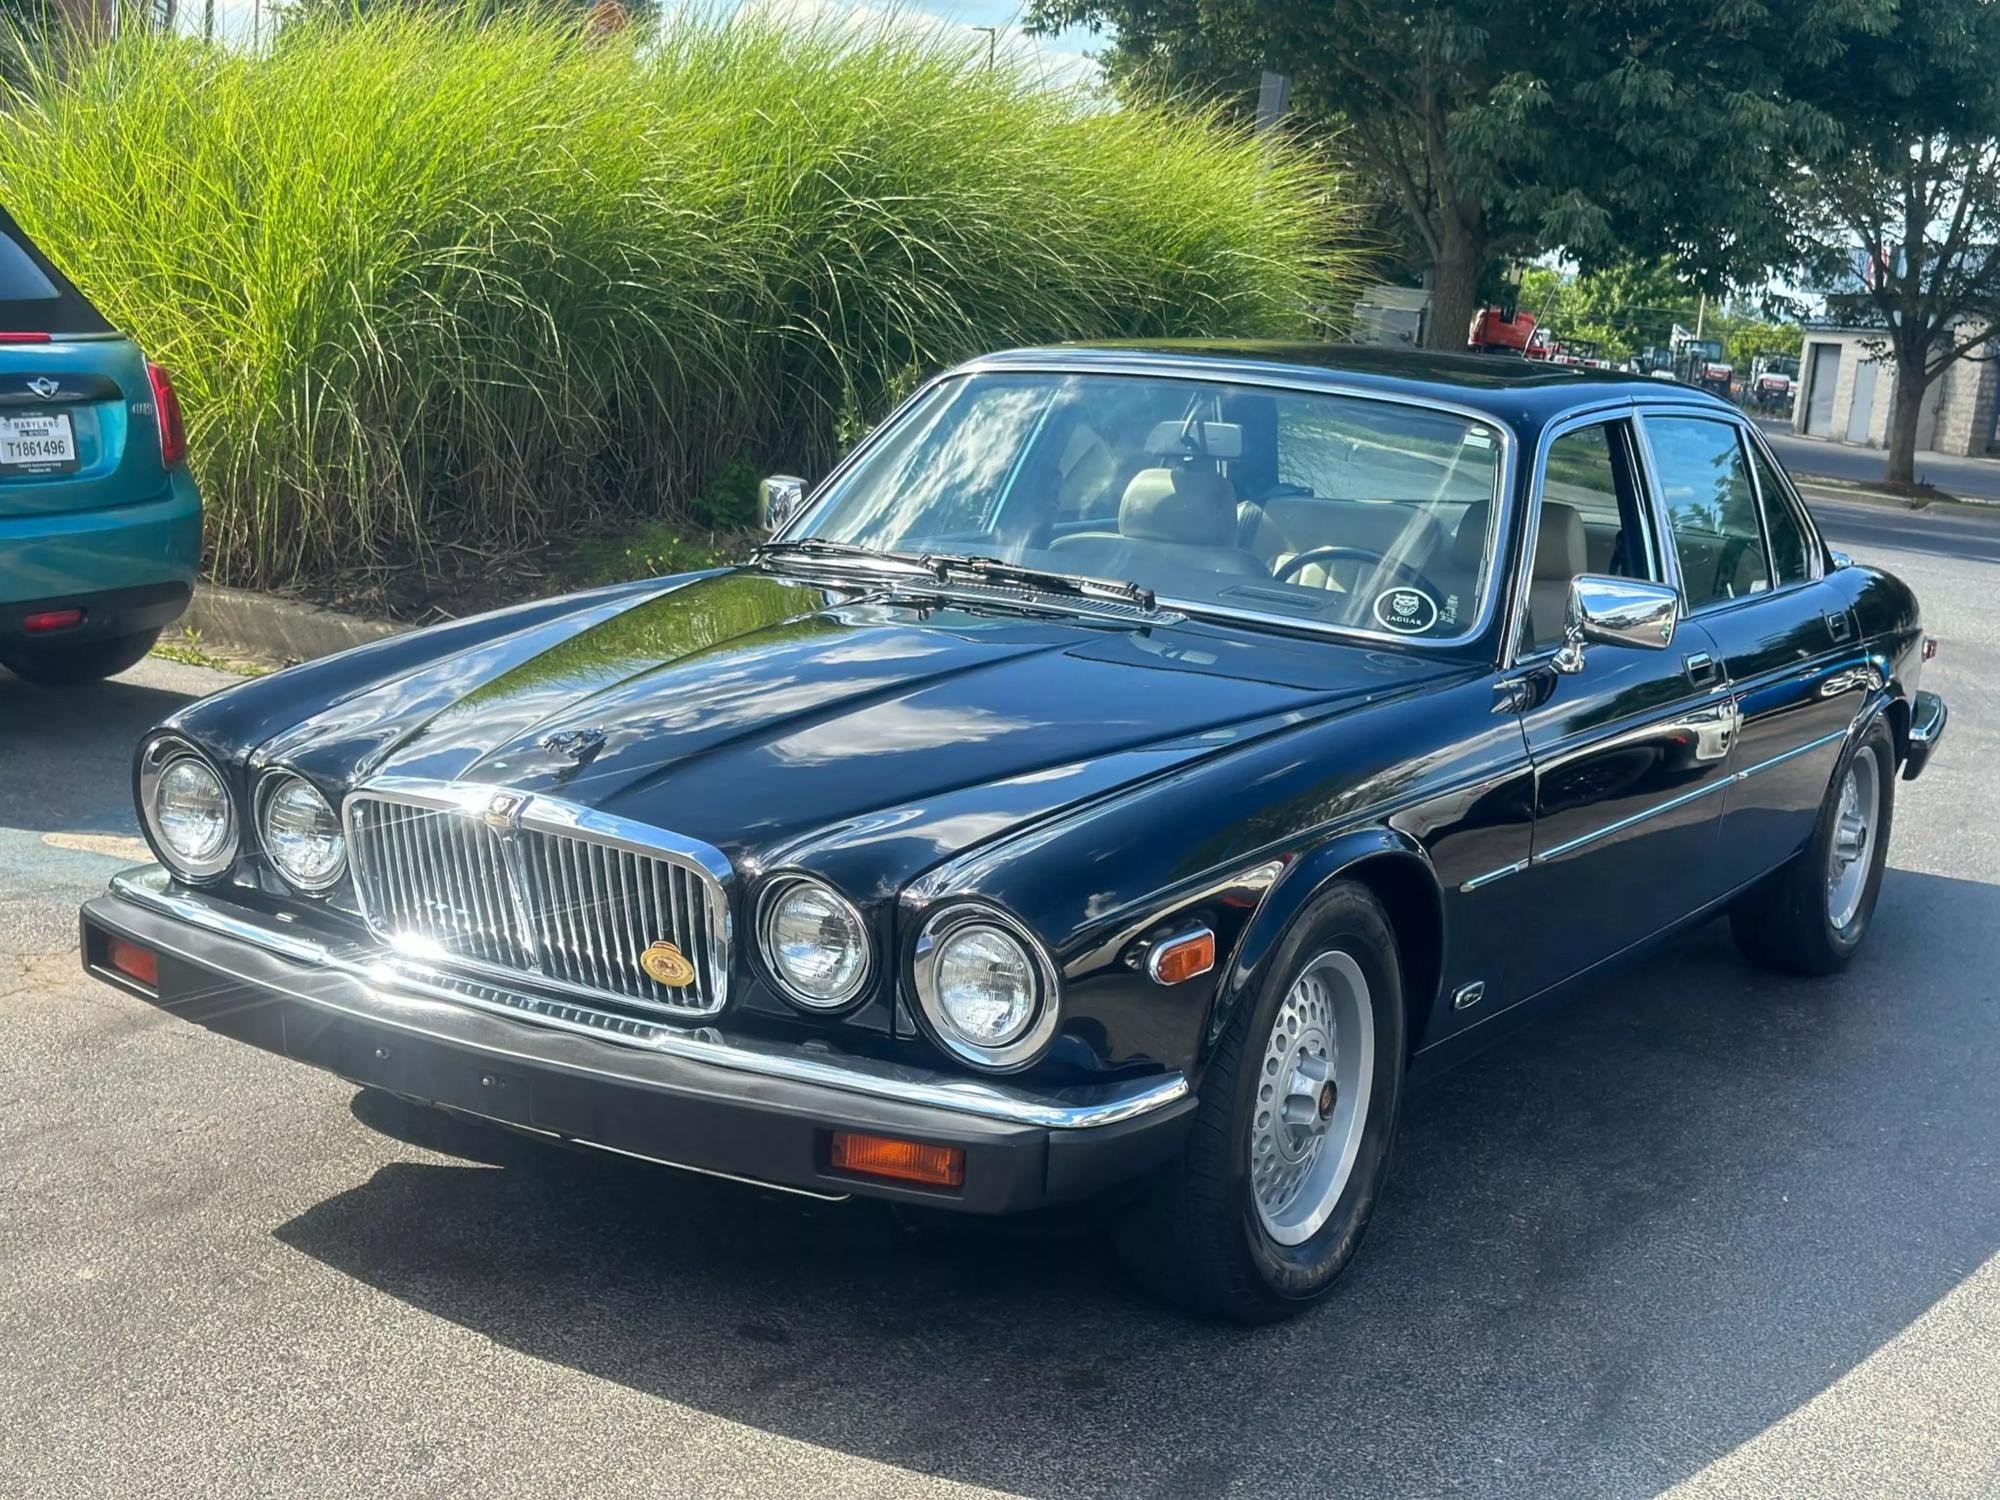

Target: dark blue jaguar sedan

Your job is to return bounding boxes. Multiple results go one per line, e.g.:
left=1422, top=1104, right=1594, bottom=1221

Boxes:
left=80, top=343, right=1945, bottom=1321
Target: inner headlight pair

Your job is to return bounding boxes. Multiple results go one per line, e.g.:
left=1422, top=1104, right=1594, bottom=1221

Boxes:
left=137, top=738, right=345, bottom=894
left=256, top=772, right=346, bottom=892
left=757, top=879, right=1057, bottom=1070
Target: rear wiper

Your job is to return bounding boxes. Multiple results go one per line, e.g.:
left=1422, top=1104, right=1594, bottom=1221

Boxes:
left=919, top=552, right=1156, bottom=612
left=753, top=537, right=935, bottom=577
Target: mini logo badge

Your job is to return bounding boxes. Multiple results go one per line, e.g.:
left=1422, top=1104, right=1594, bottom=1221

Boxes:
left=640, top=940, right=696, bottom=988
left=27, top=377, right=58, bottom=399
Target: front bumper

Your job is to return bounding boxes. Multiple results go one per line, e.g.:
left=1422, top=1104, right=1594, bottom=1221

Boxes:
left=1903, top=690, right=1947, bottom=781
left=80, top=868, right=1194, bottom=1213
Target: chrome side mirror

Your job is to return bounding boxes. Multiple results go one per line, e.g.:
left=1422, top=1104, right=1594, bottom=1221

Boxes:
left=759, top=474, right=806, bottom=535
left=1552, top=576, right=1678, bottom=674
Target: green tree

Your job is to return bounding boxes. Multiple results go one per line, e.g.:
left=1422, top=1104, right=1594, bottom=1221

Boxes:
left=1783, top=0, right=2000, bottom=484
left=1029, top=0, right=1888, bottom=350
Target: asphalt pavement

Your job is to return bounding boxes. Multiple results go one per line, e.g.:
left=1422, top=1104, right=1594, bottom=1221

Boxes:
left=3, top=507, right=1997, bottom=1499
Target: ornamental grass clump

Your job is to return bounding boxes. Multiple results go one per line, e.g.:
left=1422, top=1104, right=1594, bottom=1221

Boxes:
left=0, top=9, right=1360, bottom=592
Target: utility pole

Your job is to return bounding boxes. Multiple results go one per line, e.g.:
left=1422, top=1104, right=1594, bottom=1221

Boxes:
left=972, top=25, right=997, bottom=71
left=1695, top=293, right=1707, bottom=340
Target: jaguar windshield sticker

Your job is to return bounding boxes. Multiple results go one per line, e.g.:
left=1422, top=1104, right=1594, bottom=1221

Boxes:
left=1373, top=587, right=1439, bottom=634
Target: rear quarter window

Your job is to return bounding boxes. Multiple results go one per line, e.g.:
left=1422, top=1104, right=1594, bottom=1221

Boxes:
left=0, top=234, right=57, bottom=301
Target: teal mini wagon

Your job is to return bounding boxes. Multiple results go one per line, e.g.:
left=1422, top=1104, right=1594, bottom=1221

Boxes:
left=0, top=207, right=199, bottom=686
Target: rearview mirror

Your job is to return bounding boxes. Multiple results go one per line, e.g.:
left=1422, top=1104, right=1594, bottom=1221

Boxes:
left=1552, top=576, right=1678, bottom=674
left=759, top=474, right=806, bottom=534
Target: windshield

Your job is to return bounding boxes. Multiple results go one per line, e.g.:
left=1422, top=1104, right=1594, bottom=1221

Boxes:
left=787, top=371, right=1506, bottom=641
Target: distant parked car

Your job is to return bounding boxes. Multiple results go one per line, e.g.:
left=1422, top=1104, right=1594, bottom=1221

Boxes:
left=82, top=345, right=1945, bottom=1321
left=0, top=207, right=199, bottom=686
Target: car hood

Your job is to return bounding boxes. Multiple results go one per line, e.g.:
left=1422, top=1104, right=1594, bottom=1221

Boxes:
left=263, top=568, right=1458, bottom=878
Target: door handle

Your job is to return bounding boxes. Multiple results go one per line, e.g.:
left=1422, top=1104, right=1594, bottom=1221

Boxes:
left=1684, top=651, right=1722, bottom=688
left=1825, top=610, right=1854, bottom=644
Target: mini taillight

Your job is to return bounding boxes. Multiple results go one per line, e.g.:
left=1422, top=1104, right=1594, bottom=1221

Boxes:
left=147, top=361, right=187, bottom=467
left=22, top=608, right=83, bottom=633
left=0, top=331, right=50, bottom=343
left=829, top=1131, right=965, bottom=1188
left=106, top=937, right=159, bottom=990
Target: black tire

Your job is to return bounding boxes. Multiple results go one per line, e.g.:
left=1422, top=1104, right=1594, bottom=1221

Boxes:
left=1731, top=717, right=1896, bottom=976
left=1113, top=881, right=1406, bottom=1323
left=1, top=627, right=160, bottom=686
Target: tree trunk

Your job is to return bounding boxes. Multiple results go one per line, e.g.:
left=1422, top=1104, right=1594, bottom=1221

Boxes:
left=1424, top=220, right=1486, bottom=353
left=1884, top=358, right=1929, bottom=488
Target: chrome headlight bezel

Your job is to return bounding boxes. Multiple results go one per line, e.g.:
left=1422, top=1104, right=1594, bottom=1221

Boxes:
left=137, top=734, right=238, bottom=883
left=911, top=903, right=1061, bottom=1072
left=255, top=770, right=347, bottom=894
left=756, top=875, right=873, bottom=1011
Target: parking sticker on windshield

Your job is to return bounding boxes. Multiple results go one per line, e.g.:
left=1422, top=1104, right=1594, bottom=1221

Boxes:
left=1373, top=587, right=1439, bottom=634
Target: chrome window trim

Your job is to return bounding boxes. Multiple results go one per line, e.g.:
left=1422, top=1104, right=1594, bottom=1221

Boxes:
left=102, top=865, right=1185, bottom=1131
left=136, top=733, right=239, bottom=884
left=755, top=874, right=874, bottom=1012
left=1738, top=418, right=1829, bottom=584
left=1504, top=402, right=1678, bottom=670
left=340, top=776, right=734, bottom=1018
left=779, top=362, right=1521, bottom=653
left=910, top=900, right=1065, bottom=1073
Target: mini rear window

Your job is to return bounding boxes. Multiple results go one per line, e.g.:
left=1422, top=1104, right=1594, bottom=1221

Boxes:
left=0, top=207, right=113, bottom=335
left=0, top=235, right=57, bottom=301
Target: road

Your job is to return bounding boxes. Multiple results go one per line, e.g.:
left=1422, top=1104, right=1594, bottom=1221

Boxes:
left=3, top=508, right=1997, bottom=1500
left=1755, top=415, right=2000, bottom=502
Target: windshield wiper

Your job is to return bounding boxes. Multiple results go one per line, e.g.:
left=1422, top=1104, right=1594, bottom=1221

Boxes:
left=918, top=552, right=1157, bottom=612
left=753, top=537, right=935, bottom=577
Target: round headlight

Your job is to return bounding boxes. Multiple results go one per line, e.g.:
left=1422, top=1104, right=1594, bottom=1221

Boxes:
left=140, top=741, right=237, bottom=881
left=759, top=878, right=870, bottom=1008
left=259, top=774, right=346, bottom=892
left=913, top=906, right=1059, bottom=1070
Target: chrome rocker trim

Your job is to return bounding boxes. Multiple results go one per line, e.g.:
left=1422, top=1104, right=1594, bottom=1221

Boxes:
left=106, top=865, right=1188, bottom=1132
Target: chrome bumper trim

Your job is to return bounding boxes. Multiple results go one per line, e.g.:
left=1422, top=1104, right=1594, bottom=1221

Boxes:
left=105, top=866, right=1189, bottom=1132
left=1905, top=689, right=1947, bottom=780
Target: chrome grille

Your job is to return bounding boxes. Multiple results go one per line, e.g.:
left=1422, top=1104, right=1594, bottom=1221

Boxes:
left=346, top=785, right=730, bottom=1018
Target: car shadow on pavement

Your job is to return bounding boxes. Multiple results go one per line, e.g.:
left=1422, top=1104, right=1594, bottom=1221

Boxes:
left=0, top=669, right=196, bottom=836
left=273, top=867, right=2000, bottom=1499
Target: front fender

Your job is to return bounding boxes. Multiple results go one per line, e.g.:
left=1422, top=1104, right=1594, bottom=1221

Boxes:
left=1202, top=826, right=1442, bottom=1065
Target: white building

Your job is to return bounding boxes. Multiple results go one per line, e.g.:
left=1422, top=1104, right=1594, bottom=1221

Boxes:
left=1793, top=323, right=2000, bottom=456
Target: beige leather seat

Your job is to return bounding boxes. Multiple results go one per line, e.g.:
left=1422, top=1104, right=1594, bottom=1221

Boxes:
left=1050, top=466, right=1266, bottom=578
left=1240, top=497, right=1444, bottom=591
left=1446, top=499, right=1587, bottom=648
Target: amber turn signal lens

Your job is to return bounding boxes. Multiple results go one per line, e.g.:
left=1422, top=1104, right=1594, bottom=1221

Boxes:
left=107, top=937, right=159, bottom=990
left=1150, top=929, right=1216, bottom=985
left=829, top=1131, right=965, bottom=1188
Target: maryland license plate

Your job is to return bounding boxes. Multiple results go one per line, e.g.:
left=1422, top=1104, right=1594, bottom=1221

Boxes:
left=0, top=412, right=77, bottom=473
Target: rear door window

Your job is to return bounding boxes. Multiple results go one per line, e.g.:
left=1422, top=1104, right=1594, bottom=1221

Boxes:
left=1643, top=416, right=1771, bottom=610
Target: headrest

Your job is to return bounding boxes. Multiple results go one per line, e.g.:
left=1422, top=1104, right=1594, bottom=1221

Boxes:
left=1452, top=500, right=1494, bottom=568
left=1119, top=467, right=1238, bottom=545
left=1451, top=499, right=1587, bottom=581
left=1533, top=501, right=1588, bottom=581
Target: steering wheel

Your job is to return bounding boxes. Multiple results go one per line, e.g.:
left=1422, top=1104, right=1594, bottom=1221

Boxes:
left=1273, top=545, right=1446, bottom=632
